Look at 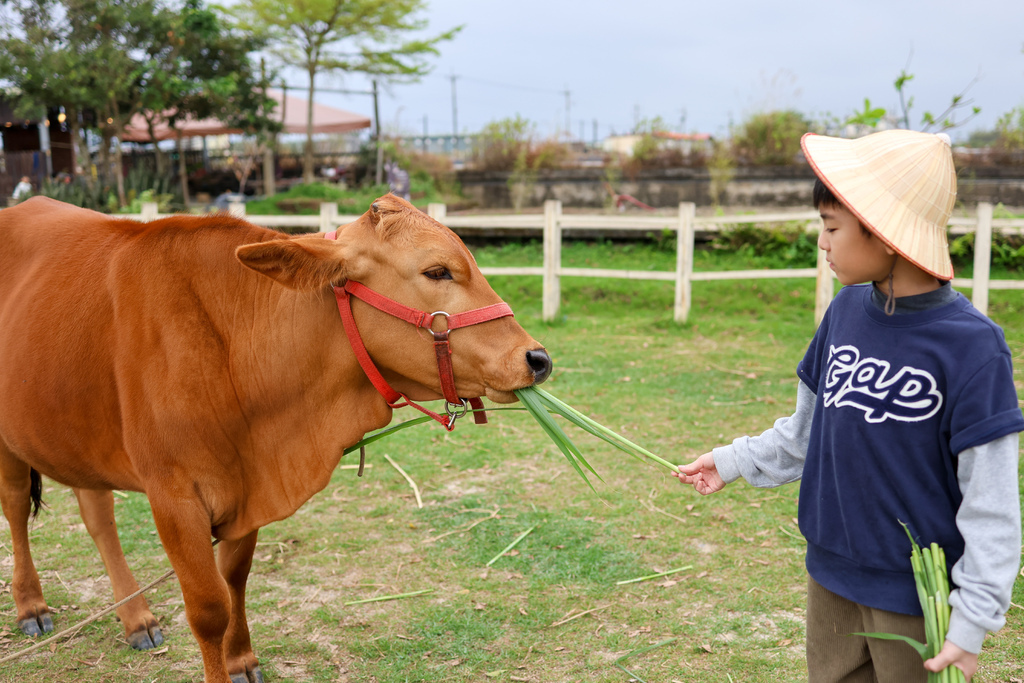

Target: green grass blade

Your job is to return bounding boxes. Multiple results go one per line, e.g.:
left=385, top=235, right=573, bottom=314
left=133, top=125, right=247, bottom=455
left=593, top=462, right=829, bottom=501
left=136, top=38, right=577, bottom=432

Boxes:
left=344, top=403, right=536, bottom=456
left=613, top=637, right=678, bottom=683
left=852, top=632, right=929, bottom=659
left=485, top=524, right=537, bottom=567
left=343, top=589, right=434, bottom=606
left=615, top=566, right=693, bottom=585
left=343, top=406, right=529, bottom=456
left=343, top=415, right=434, bottom=455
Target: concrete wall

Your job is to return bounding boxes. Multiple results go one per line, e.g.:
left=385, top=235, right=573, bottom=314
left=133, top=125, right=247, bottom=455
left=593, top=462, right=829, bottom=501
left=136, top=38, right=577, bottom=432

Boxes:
left=456, top=166, right=1024, bottom=209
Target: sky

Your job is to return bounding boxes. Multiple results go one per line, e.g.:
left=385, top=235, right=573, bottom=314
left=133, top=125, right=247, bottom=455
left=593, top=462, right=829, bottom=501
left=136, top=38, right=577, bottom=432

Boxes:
left=289, top=0, right=1024, bottom=144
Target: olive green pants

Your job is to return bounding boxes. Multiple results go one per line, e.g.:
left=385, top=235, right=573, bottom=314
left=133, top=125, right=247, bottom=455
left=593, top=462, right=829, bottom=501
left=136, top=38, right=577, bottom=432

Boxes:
left=806, top=577, right=928, bottom=682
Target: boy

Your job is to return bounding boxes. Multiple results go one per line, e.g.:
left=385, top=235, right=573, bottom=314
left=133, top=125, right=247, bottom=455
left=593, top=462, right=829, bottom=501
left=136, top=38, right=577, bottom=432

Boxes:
left=675, top=130, right=1022, bottom=682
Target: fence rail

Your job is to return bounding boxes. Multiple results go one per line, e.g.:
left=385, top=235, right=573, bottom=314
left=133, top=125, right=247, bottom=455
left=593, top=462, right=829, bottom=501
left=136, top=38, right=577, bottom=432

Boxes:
left=126, top=200, right=1024, bottom=325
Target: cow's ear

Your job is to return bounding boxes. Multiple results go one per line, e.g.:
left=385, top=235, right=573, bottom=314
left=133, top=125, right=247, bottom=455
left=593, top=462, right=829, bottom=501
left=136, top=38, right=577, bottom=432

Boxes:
left=236, top=237, right=346, bottom=290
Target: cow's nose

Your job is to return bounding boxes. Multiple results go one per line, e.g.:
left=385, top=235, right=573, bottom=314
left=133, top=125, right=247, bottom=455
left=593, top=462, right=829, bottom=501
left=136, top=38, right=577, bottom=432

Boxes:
left=526, top=348, right=552, bottom=384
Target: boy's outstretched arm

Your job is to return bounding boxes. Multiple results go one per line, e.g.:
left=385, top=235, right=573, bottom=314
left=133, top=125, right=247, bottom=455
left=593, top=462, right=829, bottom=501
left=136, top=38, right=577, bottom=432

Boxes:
left=673, top=381, right=815, bottom=495
left=673, top=452, right=726, bottom=495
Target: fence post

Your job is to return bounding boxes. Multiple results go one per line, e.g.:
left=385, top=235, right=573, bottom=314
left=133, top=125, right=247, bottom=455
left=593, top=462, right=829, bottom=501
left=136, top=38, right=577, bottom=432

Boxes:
left=814, top=223, right=833, bottom=326
left=542, top=199, right=562, bottom=321
left=228, top=201, right=246, bottom=217
left=319, top=202, right=339, bottom=232
left=674, top=202, right=696, bottom=323
left=427, top=203, right=447, bottom=221
left=140, top=202, right=159, bottom=222
left=972, top=202, right=993, bottom=316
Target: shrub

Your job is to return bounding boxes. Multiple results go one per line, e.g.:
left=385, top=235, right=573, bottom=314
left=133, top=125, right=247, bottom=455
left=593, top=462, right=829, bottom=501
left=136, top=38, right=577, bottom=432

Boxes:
left=950, top=228, right=1024, bottom=272
left=616, top=117, right=707, bottom=179
left=731, top=110, right=811, bottom=165
left=474, top=116, right=534, bottom=172
left=994, top=106, right=1024, bottom=152
left=38, top=177, right=112, bottom=211
left=529, top=139, right=573, bottom=170
left=404, top=149, right=459, bottom=197
left=712, top=221, right=819, bottom=268
left=243, top=182, right=390, bottom=215
left=707, top=140, right=737, bottom=208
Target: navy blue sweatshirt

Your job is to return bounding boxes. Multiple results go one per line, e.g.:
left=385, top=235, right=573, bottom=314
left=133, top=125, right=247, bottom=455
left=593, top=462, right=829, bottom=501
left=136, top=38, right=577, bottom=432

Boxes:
left=795, top=284, right=1023, bottom=614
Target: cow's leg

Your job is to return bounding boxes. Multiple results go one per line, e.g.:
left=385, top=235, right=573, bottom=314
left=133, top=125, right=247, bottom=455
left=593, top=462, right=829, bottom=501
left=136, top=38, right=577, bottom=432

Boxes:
left=218, top=530, right=263, bottom=683
left=72, top=488, right=163, bottom=649
left=149, top=499, right=232, bottom=683
left=0, top=456, right=53, bottom=637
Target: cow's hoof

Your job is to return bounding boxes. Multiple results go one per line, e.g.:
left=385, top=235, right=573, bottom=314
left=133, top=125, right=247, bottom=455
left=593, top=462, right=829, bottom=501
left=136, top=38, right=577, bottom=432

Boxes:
left=229, top=667, right=264, bottom=683
left=17, top=612, right=54, bottom=637
left=128, top=625, right=165, bottom=650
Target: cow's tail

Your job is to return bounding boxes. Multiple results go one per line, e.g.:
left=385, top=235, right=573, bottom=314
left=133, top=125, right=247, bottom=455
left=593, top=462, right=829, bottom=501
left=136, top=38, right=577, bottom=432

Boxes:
left=29, top=468, right=45, bottom=518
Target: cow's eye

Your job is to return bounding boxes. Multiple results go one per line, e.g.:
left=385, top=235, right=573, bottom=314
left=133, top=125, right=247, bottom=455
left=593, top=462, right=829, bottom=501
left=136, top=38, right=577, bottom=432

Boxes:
left=423, top=267, right=452, bottom=281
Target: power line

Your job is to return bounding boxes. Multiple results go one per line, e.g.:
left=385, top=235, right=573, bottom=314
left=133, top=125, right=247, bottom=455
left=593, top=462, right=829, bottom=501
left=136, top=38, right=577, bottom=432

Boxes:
left=441, top=72, right=564, bottom=96
left=280, top=83, right=375, bottom=97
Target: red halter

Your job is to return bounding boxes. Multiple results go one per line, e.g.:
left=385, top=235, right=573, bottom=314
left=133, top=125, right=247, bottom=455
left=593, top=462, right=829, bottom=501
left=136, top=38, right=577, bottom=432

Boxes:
left=324, top=230, right=514, bottom=430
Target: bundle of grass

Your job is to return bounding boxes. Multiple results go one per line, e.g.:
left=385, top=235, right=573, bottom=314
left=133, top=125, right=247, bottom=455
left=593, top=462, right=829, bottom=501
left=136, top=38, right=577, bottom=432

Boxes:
left=855, top=522, right=966, bottom=683
left=512, top=386, right=676, bottom=489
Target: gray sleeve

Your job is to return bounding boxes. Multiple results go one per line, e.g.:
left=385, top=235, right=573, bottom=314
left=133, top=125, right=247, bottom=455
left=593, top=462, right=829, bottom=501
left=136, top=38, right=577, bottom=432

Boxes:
left=945, top=432, right=1022, bottom=654
left=713, top=381, right=814, bottom=488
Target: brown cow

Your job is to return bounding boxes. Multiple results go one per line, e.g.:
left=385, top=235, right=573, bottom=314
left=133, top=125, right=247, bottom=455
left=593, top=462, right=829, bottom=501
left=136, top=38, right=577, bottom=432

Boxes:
left=0, top=194, right=551, bottom=682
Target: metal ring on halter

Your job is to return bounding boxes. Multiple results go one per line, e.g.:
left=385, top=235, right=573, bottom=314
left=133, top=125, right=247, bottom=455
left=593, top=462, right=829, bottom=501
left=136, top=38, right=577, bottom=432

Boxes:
left=444, top=398, right=469, bottom=420
left=429, top=311, right=451, bottom=334
left=444, top=399, right=469, bottom=429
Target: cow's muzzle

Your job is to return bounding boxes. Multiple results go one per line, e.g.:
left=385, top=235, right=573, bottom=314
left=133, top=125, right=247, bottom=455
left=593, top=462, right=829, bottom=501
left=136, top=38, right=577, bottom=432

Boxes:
left=527, top=348, right=552, bottom=384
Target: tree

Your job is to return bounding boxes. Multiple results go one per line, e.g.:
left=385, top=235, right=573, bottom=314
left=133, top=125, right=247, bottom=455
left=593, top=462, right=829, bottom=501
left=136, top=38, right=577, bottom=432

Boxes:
left=1, top=0, right=187, bottom=205
left=846, top=61, right=981, bottom=134
left=136, top=0, right=276, bottom=204
left=1, top=0, right=271, bottom=207
left=69, top=0, right=181, bottom=206
left=0, top=0, right=98, bottom=186
left=229, top=0, right=460, bottom=183
left=892, top=69, right=981, bottom=132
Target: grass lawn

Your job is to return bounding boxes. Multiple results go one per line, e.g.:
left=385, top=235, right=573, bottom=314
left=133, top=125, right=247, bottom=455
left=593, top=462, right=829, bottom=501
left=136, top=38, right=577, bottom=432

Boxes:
left=2, top=240, right=1023, bottom=682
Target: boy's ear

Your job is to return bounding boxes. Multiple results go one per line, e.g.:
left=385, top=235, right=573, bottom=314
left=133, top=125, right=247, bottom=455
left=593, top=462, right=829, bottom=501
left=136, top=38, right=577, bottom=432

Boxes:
left=236, top=236, right=346, bottom=290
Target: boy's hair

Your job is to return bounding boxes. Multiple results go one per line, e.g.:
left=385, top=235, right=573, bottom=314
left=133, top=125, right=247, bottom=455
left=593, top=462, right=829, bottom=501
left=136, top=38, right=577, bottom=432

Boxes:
left=813, top=177, right=871, bottom=236
left=812, top=178, right=839, bottom=209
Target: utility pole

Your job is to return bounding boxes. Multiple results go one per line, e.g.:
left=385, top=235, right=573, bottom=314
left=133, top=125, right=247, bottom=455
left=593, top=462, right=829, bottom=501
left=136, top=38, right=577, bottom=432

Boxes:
left=450, top=73, right=458, bottom=137
left=450, top=73, right=459, bottom=160
left=563, top=86, right=571, bottom=140
left=373, top=79, right=382, bottom=185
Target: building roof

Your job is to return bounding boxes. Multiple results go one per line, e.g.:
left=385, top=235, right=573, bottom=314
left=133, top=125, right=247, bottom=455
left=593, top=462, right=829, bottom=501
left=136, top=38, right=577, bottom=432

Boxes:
left=121, top=89, right=371, bottom=142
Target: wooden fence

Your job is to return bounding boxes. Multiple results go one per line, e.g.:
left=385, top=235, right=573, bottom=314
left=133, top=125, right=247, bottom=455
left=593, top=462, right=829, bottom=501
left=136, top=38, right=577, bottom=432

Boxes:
left=129, top=201, right=1024, bottom=325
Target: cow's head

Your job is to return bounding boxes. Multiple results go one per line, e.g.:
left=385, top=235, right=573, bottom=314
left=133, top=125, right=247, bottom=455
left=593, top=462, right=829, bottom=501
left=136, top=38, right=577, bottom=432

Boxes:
left=235, top=194, right=551, bottom=404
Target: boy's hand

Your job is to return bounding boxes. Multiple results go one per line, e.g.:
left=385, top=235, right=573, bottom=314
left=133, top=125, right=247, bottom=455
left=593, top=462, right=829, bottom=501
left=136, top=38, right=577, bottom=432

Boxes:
left=672, top=452, right=726, bottom=495
left=924, top=641, right=977, bottom=681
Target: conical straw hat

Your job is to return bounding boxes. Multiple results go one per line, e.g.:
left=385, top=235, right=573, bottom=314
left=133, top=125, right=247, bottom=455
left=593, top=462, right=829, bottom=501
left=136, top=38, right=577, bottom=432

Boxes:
left=801, top=129, right=956, bottom=280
